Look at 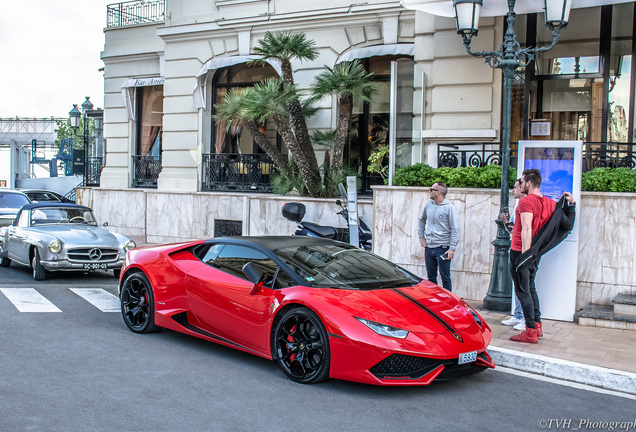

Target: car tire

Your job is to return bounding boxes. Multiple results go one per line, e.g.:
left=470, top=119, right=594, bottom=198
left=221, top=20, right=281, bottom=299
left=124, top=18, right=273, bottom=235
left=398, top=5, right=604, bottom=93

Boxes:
left=32, top=249, right=47, bottom=281
left=273, top=307, right=331, bottom=384
left=0, top=250, right=10, bottom=267
left=120, top=272, right=161, bottom=333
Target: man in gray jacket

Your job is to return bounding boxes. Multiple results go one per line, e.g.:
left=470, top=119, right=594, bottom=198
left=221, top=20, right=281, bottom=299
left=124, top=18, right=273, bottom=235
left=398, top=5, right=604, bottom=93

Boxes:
left=417, top=182, right=460, bottom=291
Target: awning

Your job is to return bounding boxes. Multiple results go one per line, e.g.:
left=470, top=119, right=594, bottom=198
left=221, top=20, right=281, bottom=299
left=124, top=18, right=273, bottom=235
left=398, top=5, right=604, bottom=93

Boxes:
left=192, top=56, right=282, bottom=109
left=336, top=44, right=414, bottom=63
left=121, top=77, right=165, bottom=120
left=401, top=0, right=634, bottom=18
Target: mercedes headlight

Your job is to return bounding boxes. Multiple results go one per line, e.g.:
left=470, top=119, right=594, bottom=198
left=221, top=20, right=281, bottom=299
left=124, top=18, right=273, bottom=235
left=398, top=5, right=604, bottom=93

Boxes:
left=355, top=317, right=408, bottom=339
left=124, top=240, right=136, bottom=251
left=48, top=240, right=62, bottom=253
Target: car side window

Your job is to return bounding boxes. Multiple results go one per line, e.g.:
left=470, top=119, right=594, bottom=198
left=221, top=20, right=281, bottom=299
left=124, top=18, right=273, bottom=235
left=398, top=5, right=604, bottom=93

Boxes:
left=201, top=244, right=224, bottom=265
left=17, top=211, right=29, bottom=227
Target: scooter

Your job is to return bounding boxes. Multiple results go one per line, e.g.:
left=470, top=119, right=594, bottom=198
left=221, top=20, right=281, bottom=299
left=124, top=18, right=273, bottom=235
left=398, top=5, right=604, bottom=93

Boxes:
left=281, top=185, right=372, bottom=250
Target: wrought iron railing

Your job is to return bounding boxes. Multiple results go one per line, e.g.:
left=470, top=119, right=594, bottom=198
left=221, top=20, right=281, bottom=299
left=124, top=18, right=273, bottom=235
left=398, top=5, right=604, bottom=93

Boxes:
left=438, top=142, right=636, bottom=173
left=85, top=157, right=103, bottom=187
left=202, top=153, right=275, bottom=192
left=107, top=0, right=165, bottom=28
left=132, top=155, right=162, bottom=188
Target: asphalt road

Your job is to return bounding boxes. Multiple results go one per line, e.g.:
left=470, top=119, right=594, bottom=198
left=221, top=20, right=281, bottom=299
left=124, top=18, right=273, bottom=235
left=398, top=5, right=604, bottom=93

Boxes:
left=0, top=264, right=634, bottom=432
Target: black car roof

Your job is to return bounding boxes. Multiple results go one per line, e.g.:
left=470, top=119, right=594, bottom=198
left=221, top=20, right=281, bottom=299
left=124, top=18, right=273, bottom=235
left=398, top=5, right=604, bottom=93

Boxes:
left=206, top=235, right=356, bottom=251
left=19, top=202, right=92, bottom=212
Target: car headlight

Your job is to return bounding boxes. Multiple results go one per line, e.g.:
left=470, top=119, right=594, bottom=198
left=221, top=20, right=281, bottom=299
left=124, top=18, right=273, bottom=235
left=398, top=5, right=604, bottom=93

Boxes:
left=48, top=240, right=62, bottom=253
left=124, top=240, right=136, bottom=251
left=468, top=306, right=482, bottom=327
left=355, top=317, right=408, bottom=339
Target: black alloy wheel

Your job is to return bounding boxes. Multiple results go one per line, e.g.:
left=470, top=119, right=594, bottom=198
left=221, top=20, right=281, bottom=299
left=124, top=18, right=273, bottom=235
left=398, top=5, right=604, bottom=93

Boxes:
left=32, top=249, right=47, bottom=281
left=274, top=308, right=330, bottom=384
left=120, top=272, right=160, bottom=333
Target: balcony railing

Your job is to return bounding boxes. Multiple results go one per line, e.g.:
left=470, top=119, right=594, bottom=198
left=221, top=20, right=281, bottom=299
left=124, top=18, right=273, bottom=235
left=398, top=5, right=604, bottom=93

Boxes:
left=438, top=142, right=636, bottom=173
left=132, top=155, right=162, bottom=188
left=85, top=157, right=103, bottom=187
left=202, top=153, right=275, bottom=193
left=107, top=0, right=165, bottom=28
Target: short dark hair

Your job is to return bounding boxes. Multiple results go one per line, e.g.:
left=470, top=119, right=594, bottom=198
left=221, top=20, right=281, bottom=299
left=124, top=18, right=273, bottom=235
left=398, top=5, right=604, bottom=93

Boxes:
left=522, top=169, right=542, bottom=188
left=435, top=182, right=448, bottom=196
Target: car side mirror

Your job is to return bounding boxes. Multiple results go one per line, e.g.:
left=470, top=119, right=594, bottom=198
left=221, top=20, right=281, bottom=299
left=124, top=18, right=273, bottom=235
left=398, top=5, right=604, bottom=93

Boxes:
left=102, top=222, right=109, bottom=227
left=336, top=199, right=342, bottom=206
left=243, top=262, right=265, bottom=295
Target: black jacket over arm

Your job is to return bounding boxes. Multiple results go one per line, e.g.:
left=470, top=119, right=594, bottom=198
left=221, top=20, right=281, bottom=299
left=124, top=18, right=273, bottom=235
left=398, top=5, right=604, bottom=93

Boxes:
left=511, top=195, right=576, bottom=272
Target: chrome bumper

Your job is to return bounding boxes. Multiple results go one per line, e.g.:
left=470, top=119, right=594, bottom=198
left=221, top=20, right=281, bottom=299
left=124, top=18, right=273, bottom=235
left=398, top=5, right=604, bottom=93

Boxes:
left=41, top=258, right=124, bottom=271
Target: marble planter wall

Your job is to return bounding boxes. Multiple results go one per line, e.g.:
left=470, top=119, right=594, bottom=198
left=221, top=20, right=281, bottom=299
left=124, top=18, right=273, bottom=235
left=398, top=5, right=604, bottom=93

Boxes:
left=76, top=187, right=373, bottom=245
left=373, top=186, right=636, bottom=309
left=77, top=186, right=636, bottom=309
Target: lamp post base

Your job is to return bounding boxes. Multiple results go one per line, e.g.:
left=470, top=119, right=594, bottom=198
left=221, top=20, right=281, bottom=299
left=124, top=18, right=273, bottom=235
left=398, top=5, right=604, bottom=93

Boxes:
left=483, top=220, right=513, bottom=311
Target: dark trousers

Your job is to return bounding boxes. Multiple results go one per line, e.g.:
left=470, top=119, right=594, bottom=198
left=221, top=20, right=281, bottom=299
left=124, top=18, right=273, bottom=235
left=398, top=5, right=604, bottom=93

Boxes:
left=425, top=246, right=452, bottom=291
left=510, top=249, right=541, bottom=329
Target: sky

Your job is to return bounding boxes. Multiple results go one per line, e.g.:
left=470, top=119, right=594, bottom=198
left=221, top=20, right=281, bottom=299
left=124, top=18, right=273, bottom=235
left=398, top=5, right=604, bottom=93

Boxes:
left=0, top=0, right=112, bottom=118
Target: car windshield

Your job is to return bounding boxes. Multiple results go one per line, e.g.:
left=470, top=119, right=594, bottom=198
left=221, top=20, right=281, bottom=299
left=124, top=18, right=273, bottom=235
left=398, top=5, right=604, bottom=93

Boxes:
left=0, top=193, right=29, bottom=210
left=30, top=207, right=97, bottom=226
left=273, top=243, right=422, bottom=290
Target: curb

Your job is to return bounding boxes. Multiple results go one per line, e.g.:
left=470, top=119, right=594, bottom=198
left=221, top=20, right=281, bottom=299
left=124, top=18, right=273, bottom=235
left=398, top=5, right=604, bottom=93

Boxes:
left=489, top=345, right=636, bottom=396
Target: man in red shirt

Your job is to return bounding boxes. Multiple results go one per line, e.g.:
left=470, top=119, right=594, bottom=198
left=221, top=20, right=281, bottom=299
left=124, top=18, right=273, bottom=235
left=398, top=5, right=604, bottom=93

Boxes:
left=509, top=169, right=556, bottom=344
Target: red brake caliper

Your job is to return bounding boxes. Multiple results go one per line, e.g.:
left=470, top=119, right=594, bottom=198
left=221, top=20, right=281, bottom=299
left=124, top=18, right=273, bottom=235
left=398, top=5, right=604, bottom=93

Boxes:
left=287, top=324, right=297, bottom=361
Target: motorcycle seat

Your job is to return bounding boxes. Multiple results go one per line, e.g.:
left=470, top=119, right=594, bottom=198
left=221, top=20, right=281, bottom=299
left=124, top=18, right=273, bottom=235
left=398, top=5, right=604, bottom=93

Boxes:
left=300, top=221, right=337, bottom=239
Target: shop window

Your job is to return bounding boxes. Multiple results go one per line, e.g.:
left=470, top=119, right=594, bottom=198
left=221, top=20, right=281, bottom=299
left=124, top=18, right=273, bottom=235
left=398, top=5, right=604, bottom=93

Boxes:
left=136, top=85, right=163, bottom=156
left=348, top=56, right=415, bottom=193
left=512, top=5, right=634, bottom=143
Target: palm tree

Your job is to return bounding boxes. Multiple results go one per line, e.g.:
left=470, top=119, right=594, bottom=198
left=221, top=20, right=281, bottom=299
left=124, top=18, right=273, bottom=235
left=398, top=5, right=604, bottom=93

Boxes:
left=313, top=60, right=377, bottom=172
left=252, top=31, right=319, bottom=175
left=243, top=78, right=322, bottom=195
left=214, top=31, right=377, bottom=197
left=213, top=89, right=289, bottom=172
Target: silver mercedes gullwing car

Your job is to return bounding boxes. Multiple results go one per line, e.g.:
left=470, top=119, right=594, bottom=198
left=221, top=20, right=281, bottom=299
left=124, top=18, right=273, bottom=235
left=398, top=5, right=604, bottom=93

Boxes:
left=0, top=203, right=136, bottom=280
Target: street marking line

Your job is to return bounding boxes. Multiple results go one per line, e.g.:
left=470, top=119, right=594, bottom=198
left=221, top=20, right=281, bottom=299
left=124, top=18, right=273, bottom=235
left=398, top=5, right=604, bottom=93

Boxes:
left=0, top=288, right=62, bottom=313
left=70, top=288, right=120, bottom=312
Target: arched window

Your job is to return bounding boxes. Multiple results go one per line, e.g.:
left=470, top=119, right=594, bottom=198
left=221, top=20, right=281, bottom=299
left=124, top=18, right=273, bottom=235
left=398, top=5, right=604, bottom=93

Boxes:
left=211, top=63, right=282, bottom=155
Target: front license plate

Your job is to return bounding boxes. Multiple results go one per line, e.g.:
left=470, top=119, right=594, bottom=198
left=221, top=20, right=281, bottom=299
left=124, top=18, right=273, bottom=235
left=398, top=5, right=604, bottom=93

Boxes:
left=83, top=263, right=108, bottom=270
left=458, top=351, right=477, bottom=365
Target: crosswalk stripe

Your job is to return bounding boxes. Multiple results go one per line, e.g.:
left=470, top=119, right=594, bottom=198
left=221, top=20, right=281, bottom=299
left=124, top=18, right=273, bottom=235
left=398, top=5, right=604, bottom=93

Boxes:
left=70, top=288, right=120, bottom=312
left=0, top=288, right=62, bottom=313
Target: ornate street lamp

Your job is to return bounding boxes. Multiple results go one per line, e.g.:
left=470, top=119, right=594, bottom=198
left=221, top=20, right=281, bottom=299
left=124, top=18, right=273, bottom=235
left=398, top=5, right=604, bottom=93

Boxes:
left=453, top=0, right=571, bottom=310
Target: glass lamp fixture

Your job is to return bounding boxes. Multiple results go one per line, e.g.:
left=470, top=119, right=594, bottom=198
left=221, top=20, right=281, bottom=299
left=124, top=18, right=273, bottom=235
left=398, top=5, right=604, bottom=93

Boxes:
left=453, top=0, right=482, bottom=41
left=544, top=0, right=572, bottom=30
left=68, top=104, right=81, bottom=129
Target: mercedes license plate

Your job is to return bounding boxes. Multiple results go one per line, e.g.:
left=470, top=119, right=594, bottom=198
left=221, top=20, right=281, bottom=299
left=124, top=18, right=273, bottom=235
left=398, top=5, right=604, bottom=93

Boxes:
left=458, top=351, right=477, bottom=365
left=83, top=263, right=108, bottom=270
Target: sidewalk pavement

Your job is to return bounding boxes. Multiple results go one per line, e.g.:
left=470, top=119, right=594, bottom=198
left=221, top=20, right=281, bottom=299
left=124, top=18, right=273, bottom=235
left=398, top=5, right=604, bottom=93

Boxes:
left=128, top=237, right=636, bottom=395
left=467, top=300, right=636, bottom=396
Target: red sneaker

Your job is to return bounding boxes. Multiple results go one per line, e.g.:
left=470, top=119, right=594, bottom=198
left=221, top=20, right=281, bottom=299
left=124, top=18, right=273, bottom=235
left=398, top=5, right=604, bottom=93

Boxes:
left=510, top=327, right=538, bottom=344
left=535, top=322, right=543, bottom=338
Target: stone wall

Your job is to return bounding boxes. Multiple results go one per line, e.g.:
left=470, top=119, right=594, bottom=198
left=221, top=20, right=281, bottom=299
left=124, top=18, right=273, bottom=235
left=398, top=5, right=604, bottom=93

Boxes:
left=373, top=186, right=636, bottom=310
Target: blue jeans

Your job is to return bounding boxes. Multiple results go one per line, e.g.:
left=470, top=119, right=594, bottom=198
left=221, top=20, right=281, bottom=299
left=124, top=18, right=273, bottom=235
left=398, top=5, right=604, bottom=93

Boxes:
left=513, top=292, right=524, bottom=320
left=425, top=246, right=452, bottom=291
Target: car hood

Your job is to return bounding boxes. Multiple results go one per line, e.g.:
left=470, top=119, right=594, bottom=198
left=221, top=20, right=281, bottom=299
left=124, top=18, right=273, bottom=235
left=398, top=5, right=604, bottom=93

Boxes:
left=26, top=225, right=124, bottom=247
left=326, top=282, right=477, bottom=334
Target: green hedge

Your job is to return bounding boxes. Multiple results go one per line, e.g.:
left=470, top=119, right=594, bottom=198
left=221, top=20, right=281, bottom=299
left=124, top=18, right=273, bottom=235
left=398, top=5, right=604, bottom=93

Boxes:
left=393, top=164, right=517, bottom=189
left=391, top=165, right=636, bottom=192
left=582, top=167, right=636, bottom=192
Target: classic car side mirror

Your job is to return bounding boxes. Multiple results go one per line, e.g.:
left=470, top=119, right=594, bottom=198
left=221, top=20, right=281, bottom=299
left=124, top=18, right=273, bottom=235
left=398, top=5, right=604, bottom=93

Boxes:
left=243, top=262, right=265, bottom=295
left=102, top=222, right=109, bottom=227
